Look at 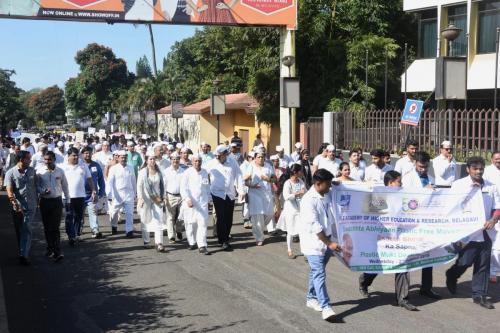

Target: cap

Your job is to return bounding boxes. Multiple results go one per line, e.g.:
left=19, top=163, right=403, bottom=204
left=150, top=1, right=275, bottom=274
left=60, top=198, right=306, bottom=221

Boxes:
left=102, top=141, right=110, bottom=145
left=167, top=144, right=175, bottom=151
left=180, top=147, right=189, bottom=153
left=94, top=144, right=102, bottom=151
left=270, top=154, right=279, bottom=161
left=441, top=140, right=452, bottom=148
left=170, top=152, right=179, bottom=159
left=127, top=141, right=135, bottom=147
left=276, top=145, right=284, bottom=152
left=57, top=141, right=64, bottom=147
left=215, top=144, right=229, bottom=155
left=191, top=153, right=202, bottom=161
left=145, top=148, right=155, bottom=157
left=248, top=151, right=256, bottom=158
left=116, top=150, right=127, bottom=156
left=295, top=142, right=303, bottom=149
left=230, top=143, right=238, bottom=148
left=176, top=143, right=184, bottom=149
left=326, top=144, right=336, bottom=152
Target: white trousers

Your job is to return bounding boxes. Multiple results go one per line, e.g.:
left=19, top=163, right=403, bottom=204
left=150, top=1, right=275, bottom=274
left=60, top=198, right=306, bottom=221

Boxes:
left=491, top=249, right=500, bottom=276
left=110, top=200, right=134, bottom=232
left=166, top=194, right=182, bottom=239
left=185, top=217, right=208, bottom=248
left=251, top=214, right=271, bottom=242
left=142, top=225, right=165, bottom=245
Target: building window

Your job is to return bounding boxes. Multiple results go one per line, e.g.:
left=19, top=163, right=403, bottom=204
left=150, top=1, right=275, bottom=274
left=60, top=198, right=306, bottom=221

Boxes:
left=418, top=10, right=438, bottom=58
left=478, top=0, right=500, bottom=54
left=448, top=5, right=467, bottom=56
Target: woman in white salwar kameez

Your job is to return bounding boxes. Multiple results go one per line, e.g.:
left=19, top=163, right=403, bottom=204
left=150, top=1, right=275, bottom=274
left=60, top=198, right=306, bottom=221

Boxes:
left=244, top=151, right=277, bottom=246
left=276, top=163, right=306, bottom=259
left=137, top=151, right=167, bottom=252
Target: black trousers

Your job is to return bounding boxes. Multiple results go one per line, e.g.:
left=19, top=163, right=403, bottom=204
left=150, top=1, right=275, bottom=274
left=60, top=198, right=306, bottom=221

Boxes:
left=10, top=209, right=23, bottom=248
left=212, top=195, right=235, bottom=244
left=360, top=267, right=433, bottom=303
left=40, top=197, right=64, bottom=255
left=446, top=231, right=491, bottom=298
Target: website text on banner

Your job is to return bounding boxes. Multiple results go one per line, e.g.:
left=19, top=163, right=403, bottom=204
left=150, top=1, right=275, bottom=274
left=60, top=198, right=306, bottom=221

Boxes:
left=334, top=185, right=485, bottom=274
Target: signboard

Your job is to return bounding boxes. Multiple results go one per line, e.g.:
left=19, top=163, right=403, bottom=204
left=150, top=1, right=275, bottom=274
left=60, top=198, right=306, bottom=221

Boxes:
left=211, top=94, right=226, bottom=115
left=98, top=129, right=107, bottom=138
left=146, top=110, right=156, bottom=124
left=0, top=0, right=297, bottom=29
left=401, top=99, right=424, bottom=127
left=171, top=101, right=184, bottom=119
left=75, top=130, right=85, bottom=143
left=132, top=111, right=141, bottom=124
left=88, top=127, right=96, bottom=134
left=121, top=112, right=129, bottom=123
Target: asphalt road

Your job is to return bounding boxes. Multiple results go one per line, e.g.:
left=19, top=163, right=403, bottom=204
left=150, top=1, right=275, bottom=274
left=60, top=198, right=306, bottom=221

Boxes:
left=1, top=192, right=500, bottom=333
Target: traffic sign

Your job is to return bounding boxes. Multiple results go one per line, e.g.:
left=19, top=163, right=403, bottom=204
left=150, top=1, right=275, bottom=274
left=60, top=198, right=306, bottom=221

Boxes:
left=401, top=99, right=424, bottom=127
left=172, top=102, right=184, bottom=119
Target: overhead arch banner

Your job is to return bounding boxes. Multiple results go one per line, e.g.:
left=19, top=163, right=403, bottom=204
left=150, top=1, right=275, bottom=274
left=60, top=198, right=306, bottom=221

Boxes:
left=0, top=0, right=297, bottom=29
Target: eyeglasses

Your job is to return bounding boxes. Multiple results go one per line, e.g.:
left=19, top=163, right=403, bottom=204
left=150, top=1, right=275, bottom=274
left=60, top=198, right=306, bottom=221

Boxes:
left=444, top=148, right=453, bottom=151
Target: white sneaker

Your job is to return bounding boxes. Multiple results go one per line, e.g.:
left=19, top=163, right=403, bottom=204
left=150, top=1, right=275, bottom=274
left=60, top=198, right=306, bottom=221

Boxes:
left=306, top=299, right=322, bottom=312
left=322, top=307, right=336, bottom=321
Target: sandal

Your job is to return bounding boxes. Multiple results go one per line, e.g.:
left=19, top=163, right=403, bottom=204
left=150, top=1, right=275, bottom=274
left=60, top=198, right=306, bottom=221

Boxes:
left=288, top=252, right=297, bottom=259
left=157, top=244, right=167, bottom=252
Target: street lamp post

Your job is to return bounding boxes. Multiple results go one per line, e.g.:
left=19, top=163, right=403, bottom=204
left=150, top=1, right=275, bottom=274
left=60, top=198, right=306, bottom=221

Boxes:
left=213, top=78, right=222, bottom=144
left=282, top=55, right=295, bottom=153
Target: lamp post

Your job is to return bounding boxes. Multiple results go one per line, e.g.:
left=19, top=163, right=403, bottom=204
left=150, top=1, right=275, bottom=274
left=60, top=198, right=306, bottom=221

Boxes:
left=213, top=78, right=222, bottom=144
left=282, top=55, right=295, bottom=153
left=441, top=24, right=462, bottom=142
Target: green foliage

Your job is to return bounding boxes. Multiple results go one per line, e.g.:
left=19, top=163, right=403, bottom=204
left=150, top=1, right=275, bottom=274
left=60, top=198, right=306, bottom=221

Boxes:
left=0, top=69, right=22, bottom=133
left=25, top=85, right=66, bottom=125
left=136, top=55, right=153, bottom=79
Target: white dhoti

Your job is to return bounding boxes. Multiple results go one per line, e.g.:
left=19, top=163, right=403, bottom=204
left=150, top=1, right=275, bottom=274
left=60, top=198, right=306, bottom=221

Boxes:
left=110, top=200, right=134, bottom=232
left=181, top=204, right=208, bottom=248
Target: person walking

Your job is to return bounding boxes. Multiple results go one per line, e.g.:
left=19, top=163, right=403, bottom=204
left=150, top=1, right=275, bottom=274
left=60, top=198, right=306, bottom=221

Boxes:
left=107, top=150, right=137, bottom=237
left=81, top=147, right=106, bottom=239
left=180, top=154, right=211, bottom=255
left=36, top=151, right=69, bottom=262
left=5, top=150, right=37, bottom=265
left=162, top=152, right=185, bottom=243
left=484, top=151, right=500, bottom=282
left=137, top=150, right=167, bottom=252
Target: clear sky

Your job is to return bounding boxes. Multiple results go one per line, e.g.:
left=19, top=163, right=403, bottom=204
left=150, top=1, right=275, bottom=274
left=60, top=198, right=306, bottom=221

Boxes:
left=0, top=18, right=198, bottom=91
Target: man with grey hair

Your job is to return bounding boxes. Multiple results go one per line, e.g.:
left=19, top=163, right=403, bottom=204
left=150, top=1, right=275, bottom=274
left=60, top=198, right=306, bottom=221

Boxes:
left=163, top=152, right=185, bottom=242
left=432, top=140, right=457, bottom=187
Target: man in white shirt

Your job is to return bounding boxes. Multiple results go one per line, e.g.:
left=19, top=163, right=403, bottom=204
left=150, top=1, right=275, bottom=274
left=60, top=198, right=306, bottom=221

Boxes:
left=299, top=168, right=341, bottom=321
left=21, top=137, right=35, bottom=156
left=291, top=142, right=303, bottom=162
left=432, top=141, right=457, bottom=187
left=107, top=150, right=137, bottom=237
left=484, top=151, right=500, bottom=283
left=312, top=143, right=329, bottom=175
left=163, top=152, right=185, bottom=243
left=206, top=145, right=244, bottom=251
left=93, top=141, right=113, bottom=169
left=484, top=151, right=499, bottom=185
left=364, top=149, right=392, bottom=183
left=30, top=143, right=48, bottom=172
left=446, top=156, right=500, bottom=309
left=63, top=147, right=96, bottom=246
left=54, top=141, right=65, bottom=165
left=276, top=145, right=293, bottom=169
left=180, top=154, right=211, bottom=255
left=394, top=139, right=418, bottom=177
left=200, top=142, right=214, bottom=166
left=154, top=142, right=170, bottom=172
left=317, top=145, right=341, bottom=177
left=348, top=149, right=365, bottom=181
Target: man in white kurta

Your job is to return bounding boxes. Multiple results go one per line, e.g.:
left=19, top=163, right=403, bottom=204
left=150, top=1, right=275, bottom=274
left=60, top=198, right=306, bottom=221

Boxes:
left=484, top=151, right=500, bottom=282
left=180, top=155, right=211, bottom=255
left=432, top=141, right=457, bottom=187
left=317, top=145, right=341, bottom=177
left=107, top=151, right=137, bottom=237
left=93, top=141, right=113, bottom=169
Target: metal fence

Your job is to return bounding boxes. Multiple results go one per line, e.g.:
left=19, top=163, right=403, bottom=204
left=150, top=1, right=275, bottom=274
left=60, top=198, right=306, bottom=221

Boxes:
left=302, top=109, right=500, bottom=161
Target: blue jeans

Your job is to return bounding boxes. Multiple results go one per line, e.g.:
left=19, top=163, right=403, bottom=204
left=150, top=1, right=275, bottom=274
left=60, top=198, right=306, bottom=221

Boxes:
left=306, top=249, right=333, bottom=309
left=65, top=198, right=85, bottom=239
left=12, top=208, right=36, bottom=258
left=86, top=201, right=99, bottom=233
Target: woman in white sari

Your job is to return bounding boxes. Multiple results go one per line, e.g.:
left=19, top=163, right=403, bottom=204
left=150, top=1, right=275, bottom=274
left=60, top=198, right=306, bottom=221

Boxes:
left=277, top=163, right=306, bottom=259
left=244, top=151, right=277, bottom=246
left=137, top=150, right=167, bottom=252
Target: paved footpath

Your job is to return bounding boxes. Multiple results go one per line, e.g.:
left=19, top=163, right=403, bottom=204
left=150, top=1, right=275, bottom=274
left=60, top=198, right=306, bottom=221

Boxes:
left=1, top=191, right=500, bottom=333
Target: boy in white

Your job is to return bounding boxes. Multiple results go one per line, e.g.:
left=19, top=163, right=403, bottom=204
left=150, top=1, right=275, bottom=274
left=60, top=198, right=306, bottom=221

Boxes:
left=107, top=150, right=137, bottom=237
left=180, top=155, right=211, bottom=255
left=432, top=141, right=457, bottom=187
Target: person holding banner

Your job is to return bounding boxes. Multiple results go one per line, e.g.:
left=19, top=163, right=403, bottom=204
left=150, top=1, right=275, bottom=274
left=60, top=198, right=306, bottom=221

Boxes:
left=299, top=168, right=341, bottom=321
left=446, top=157, right=500, bottom=309
left=364, top=149, right=392, bottom=183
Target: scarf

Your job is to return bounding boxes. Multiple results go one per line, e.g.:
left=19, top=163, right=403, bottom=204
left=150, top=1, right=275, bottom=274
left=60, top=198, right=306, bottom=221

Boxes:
left=145, top=166, right=164, bottom=206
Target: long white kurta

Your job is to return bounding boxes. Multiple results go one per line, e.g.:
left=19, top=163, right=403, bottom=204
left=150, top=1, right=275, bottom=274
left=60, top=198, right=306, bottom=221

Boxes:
left=276, top=178, right=306, bottom=235
left=137, top=168, right=166, bottom=232
left=246, top=163, right=275, bottom=217
left=179, top=167, right=211, bottom=223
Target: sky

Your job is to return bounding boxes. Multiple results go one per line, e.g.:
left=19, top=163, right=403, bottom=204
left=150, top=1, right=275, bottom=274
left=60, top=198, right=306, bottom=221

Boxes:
left=0, top=18, right=198, bottom=91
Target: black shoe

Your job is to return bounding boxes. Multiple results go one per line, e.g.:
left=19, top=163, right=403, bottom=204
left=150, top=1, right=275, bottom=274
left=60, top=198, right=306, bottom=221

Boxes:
left=96, top=232, right=103, bottom=239
left=188, top=244, right=197, bottom=250
left=292, top=235, right=299, bottom=243
left=445, top=271, right=457, bottom=295
left=359, top=285, right=370, bottom=298
left=399, top=300, right=419, bottom=311
left=176, top=232, right=183, bottom=240
left=125, top=231, right=134, bottom=238
left=419, top=288, right=441, bottom=300
left=69, top=239, right=76, bottom=247
left=45, top=250, right=55, bottom=258
left=19, top=256, right=31, bottom=266
left=199, top=247, right=211, bottom=255
left=111, top=227, right=118, bottom=235
left=169, top=238, right=176, bottom=244
left=53, top=254, right=64, bottom=263
left=473, top=296, right=494, bottom=309
left=221, top=242, right=233, bottom=252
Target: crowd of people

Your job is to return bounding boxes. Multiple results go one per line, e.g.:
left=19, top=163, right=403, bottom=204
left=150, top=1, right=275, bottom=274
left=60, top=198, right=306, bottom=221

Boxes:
left=0, top=131, right=499, bottom=321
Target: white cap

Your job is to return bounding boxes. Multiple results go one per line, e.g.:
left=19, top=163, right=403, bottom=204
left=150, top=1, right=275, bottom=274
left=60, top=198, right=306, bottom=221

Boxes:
left=191, top=153, right=202, bottom=161
left=167, top=144, right=174, bottom=151
left=125, top=134, right=133, bottom=140
left=441, top=140, right=452, bottom=148
left=180, top=147, right=189, bottom=153
left=201, top=142, right=208, bottom=147
left=170, top=152, right=179, bottom=159
left=230, top=143, right=238, bottom=148
left=57, top=141, right=64, bottom=147
left=215, top=144, right=229, bottom=155
left=295, top=142, right=303, bottom=149
left=326, top=144, right=336, bottom=152
left=248, top=151, right=256, bottom=158
left=95, top=144, right=102, bottom=151
left=127, top=141, right=135, bottom=147
left=270, top=154, right=279, bottom=161
left=176, top=143, right=184, bottom=149
left=146, top=148, right=155, bottom=157
left=116, top=150, right=127, bottom=156
left=276, top=145, right=284, bottom=152
left=153, top=142, right=163, bottom=149
left=102, top=141, right=109, bottom=145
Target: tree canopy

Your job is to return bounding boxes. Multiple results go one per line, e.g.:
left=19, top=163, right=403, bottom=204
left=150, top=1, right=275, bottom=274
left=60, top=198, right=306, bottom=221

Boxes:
left=0, top=69, right=22, bottom=134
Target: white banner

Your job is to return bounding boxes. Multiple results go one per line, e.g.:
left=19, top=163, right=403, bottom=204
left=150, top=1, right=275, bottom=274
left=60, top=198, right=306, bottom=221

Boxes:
left=334, top=185, right=485, bottom=273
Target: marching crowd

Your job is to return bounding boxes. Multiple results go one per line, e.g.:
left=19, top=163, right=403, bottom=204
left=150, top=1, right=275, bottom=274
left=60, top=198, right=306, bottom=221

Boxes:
left=0, top=131, right=499, bottom=321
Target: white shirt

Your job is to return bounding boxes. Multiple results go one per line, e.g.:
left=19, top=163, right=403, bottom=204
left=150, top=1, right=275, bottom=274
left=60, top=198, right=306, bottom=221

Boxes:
left=299, top=187, right=336, bottom=256
left=365, top=164, right=393, bottom=183
left=394, top=156, right=415, bottom=177
left=317, top=158, right=342, bottom=176
left=291, top=151, right=301, bottom=162
left=22, top=144, right=35, bottom=156
left=107, top=164, right=136, bottom=203
left=180, top=167, right=211, bottom=216
left=30, top=152, right=45, bottom=172
left=312, top=154, right=327, bottom=167
left=157, top=157, right=171, bottom=172
left=207, top=157, right=244, bottom=201
left=402, top=169, right=435, bottom=189
left=63, top=163, right=91, bottom=198
left=484, top=164, right=499, bottom=185
left=36, top=165, right=70, bottom=199
left=349, top=162, right=365, bottom=181
left=432, top=154, right=457, bottom=186
left=278, top=154, right=293, bottom=169
left=93, top=151, right=113, bottom=169
left=163, top=166, right=184, bottom=194
left=451, top=176, right=500, bottom=242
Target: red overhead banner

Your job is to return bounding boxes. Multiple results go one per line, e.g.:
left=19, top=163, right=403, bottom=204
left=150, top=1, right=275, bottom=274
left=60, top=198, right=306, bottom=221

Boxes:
left=0, top=0, right=297, bottom=29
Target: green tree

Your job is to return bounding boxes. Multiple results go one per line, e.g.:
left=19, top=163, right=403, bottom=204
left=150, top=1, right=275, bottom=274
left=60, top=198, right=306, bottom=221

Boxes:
left=26, top=85, right=66, bottom=125
left=0, top=69, right=22, bottom=134
left=65, top=43, right=134, bottom=123
left=136, top=55, right=153, bottom=79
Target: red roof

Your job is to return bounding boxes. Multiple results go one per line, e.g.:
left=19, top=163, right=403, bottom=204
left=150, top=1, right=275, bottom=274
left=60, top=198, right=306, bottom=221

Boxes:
left=158, top=93, right=259, bottom=115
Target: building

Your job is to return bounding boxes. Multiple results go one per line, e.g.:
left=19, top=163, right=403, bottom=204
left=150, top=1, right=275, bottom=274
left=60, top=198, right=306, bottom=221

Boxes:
left=157, top=93, right=280, bottom=153
left=403, top=0, right=500, bottom=108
